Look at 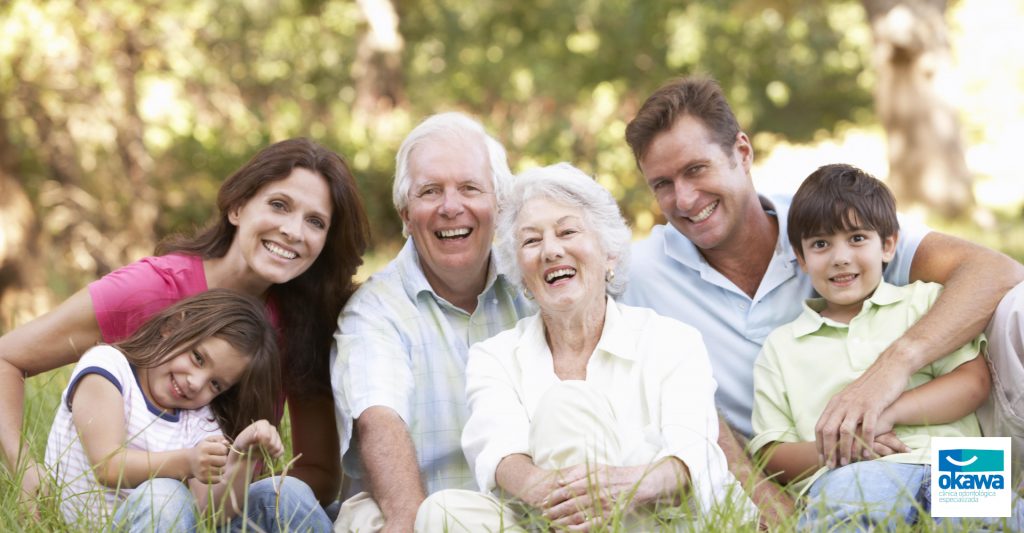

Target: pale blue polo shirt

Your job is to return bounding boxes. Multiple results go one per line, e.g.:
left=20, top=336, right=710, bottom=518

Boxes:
left=621, top=194, right=927, bottom=438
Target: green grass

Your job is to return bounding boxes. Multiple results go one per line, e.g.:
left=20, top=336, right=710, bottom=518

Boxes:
left=0, top=367, right=302, bottom=532
left=3, top=369, right=1022, bottom=531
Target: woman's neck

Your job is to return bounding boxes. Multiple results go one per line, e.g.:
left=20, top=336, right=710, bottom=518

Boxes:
left=203, top=255, right=272, bottom=298
left=543, top=294, right=607, bottom=380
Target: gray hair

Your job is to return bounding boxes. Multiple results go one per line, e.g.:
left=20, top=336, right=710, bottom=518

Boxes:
left=393, top=112, right=512, bottom=236
left=496, top=163, right=631, bottom=297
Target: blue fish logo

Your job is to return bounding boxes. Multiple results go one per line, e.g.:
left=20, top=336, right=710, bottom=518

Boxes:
left=938, top=449, right=1003, bottom=472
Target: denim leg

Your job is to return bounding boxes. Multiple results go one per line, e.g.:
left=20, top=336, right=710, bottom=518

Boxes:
left=113, top=478, right=198, bottom=533
left=227, top=476, right=332, bottom=533
left=799, top=462, right=928, bottom=531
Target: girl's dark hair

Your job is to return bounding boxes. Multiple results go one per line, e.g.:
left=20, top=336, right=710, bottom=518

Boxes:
left=788, top=163, right=900, bottom=259
left=158, top=138, right=370, bottom=398
left=116, top=289, right=280, bottom=438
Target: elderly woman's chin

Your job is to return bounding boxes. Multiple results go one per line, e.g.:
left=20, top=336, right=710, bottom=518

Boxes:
left=530, top=279, right=606, bottom=314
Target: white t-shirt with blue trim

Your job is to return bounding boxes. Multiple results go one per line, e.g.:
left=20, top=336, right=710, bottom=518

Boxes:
left=45, top=344, right=223, bottom=524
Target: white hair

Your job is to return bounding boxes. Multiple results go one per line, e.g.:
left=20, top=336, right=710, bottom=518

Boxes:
left=495, top=162, right=631, bottom=297
left=393, top=112, right=512, bottom=236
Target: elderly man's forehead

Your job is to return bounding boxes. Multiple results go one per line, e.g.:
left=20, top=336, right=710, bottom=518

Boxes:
left=412, top=129, right=486, bottom=158
left=408, top=133, right=491, bottom=179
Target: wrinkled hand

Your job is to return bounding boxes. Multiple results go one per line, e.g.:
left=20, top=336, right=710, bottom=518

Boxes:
left=815, top=359, right=906, bottom=468
left=190, top=435, right=230, bottom=484
left=541, top=463, right=650, bottom=531
left=232, top=420, right=284, bottom=460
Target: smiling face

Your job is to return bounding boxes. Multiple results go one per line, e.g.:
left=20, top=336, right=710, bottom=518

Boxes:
left=401, top=134, right=497, bottom=290
left=515, top=196, right=611, bottom=316
left=226, top=167, right=332, bottom=289
left=796, top=220, right=897, bottom=323
left=139, top=336, right=250, bottom=411
left=639, top=115, right=757, bottom=252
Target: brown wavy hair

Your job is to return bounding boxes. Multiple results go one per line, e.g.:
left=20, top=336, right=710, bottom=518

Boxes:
left=788, top=163, right=899, bottom=260
left=116, top=289, right=280, bottom=438
left=158, top=138, right=370, bottom=398
left=626, top=76, right=741, bottom=166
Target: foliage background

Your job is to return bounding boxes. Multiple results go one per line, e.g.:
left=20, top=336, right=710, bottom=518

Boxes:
left=0, top=0, right=1022, bottom=327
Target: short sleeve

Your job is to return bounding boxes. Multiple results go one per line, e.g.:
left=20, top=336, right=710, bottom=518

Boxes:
left=749, top=333, right=801, bottom=455
left=88, top=255, right=207, bottom=343
left=331, top=288, right=416, bottom=464
left=883, top=214, right=931, bottom=287
left=63, top=346, right=133, bottom=410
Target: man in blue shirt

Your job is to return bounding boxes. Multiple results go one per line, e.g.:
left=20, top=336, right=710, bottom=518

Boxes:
left=620, top=76, right=1024, bottom=524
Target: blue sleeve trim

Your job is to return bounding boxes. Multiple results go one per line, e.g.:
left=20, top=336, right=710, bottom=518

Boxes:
left=66, top=367, right=123, bottom=411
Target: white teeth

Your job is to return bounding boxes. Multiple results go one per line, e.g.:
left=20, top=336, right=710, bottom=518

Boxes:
left=172, top=378, right=184, bottom=398
left=545, top=268, right=576, bottom=282
left=264, top=241, right=297, bottom=259
left=688, top=201, right=719, bottom=223
left=436, top=228, right=471, bottom=238
left=831, top=273, right=857, bottom=282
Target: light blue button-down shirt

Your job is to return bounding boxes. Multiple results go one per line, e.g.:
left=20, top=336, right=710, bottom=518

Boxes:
left=622, top=194, right=927, bottom=437
left=330, top=238, right=532, bottom=496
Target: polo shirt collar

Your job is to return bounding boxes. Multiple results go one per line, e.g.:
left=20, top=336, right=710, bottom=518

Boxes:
left=792, top=280, right=907, bottom=337
left=661, top=194, right=798, bottom=272
left=396, top=237, right=509, bottom=307
left=515, top=297, right=637, bottom=366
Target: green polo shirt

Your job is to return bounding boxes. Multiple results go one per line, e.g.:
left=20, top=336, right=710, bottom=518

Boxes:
left=750, top=280, right=986, bottom=495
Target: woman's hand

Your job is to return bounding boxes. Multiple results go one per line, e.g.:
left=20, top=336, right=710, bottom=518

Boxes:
left=189, top=435, right=230, bottom=484
left=541, top=459, right=686, bottom=530
left=232, top=419, right=284, bottom=460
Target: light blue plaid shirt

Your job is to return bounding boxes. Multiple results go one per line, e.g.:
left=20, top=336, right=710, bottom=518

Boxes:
left=331, top=238, right=532, bottom=496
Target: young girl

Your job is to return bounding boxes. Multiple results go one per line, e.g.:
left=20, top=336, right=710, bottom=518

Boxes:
left=46, top=289, right=282, bottom=530
left=0, top=138, right=369, bottom=531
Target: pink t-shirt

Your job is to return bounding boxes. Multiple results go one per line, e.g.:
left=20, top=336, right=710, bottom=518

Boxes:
left=88, top=253, right=286, bottom=420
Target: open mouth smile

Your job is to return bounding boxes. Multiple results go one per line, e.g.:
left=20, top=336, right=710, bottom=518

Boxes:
left=687, top=200, right=719, bottom=223
left=170, top=376, right=187, bottom=400
left=829, top=273, right=859, bottom=285
left=435, top=228, right=472, bottom=240
left=544, top=267, right=577, bottom=284
left=263, top=240, right=298, bottom=260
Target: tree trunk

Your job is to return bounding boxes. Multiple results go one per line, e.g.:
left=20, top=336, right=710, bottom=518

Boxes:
left=862, top=0, right=974, bottom=218
left=353, top=0, right=405, bottom=118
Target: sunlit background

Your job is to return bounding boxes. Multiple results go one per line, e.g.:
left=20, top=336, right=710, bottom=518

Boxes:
left=0, top=0, right=1021, bottom=329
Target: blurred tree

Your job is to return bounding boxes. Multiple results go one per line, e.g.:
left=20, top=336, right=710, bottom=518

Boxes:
left=862, top=0, right=974, bottom=218
left=1, top=0, right=885, bottom=319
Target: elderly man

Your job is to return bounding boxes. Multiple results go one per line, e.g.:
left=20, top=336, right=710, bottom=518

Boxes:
left=330, top=112, right=532, bottom=532
left=621, top=76, right=1024, bottom=520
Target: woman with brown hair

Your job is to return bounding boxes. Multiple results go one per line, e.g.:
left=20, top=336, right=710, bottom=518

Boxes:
left=0, top=138, right=369, bottom=531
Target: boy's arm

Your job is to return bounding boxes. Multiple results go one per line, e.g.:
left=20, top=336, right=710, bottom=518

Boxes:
left=817, top=233, right=1024, bottom=466
left=72, top=375, right=196, bottom=487
left=760, top=441, right=822, bottom=485
left=879, top=354, right=990, bottom=430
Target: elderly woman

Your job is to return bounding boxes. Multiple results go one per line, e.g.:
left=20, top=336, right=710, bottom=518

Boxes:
left=415, top=163, right=755, bottom=532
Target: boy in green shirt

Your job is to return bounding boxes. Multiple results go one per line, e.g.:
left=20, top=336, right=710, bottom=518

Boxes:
left=749, top=163, right=1017, bottom=528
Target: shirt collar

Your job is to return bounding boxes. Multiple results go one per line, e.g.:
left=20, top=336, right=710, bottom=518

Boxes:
left=792, top=280, right=907, bottom=337
left=396, top=237, right=509, bottom=308
left=662, top=194, right=797, bottom=270
left=515, top=296, right=637, bottom=366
